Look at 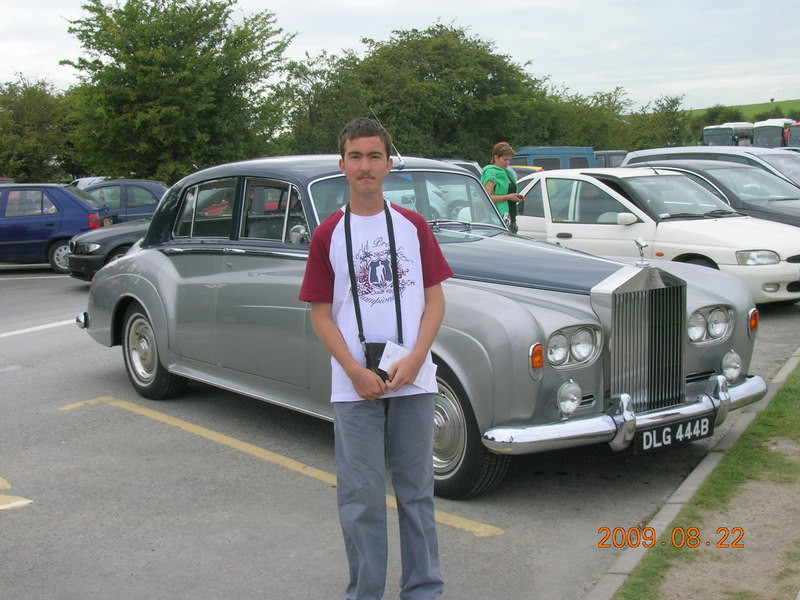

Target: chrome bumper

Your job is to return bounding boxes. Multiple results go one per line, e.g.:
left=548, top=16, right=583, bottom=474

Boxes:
left=482, top=374, right=767, bottom=455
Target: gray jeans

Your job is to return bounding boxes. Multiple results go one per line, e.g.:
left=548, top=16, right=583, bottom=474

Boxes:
left=333, top=394, right=444, bottom=600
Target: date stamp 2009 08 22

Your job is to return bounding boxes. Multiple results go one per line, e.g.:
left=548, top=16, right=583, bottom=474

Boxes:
left=597, top=526, right=745, bottom=549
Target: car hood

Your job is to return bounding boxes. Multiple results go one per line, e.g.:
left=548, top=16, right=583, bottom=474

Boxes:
left=435, top=229, right=623, bottom=295
left=656, top=215, right=800, bottom=254
left=73, top=219, right=151, bottom=243
left=741, top=198, right=800, bottom=226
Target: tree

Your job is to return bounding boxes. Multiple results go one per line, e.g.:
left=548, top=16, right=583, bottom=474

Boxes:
left=63, top=0, right=293, bottom=182
left=0, top=77, right=70, bottom=182
left=357, top=24, right=549, bottom=161
left=280, top=24, right=551, bottom=163
left=276, top=50, right=369, bottom=155
left=629, top=95, right=692, bottom=149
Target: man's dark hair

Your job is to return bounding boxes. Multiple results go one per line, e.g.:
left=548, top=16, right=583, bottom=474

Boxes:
left=338, top=117, right=392, bottom=159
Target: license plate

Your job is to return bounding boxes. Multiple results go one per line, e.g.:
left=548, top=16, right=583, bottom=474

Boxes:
left=635, top=415, right=714, bottom=453
left=103, top=218, right=111, bottom=226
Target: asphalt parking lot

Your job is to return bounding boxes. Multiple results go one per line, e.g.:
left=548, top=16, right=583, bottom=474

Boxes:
left=2, top=266, right=798, bottom=599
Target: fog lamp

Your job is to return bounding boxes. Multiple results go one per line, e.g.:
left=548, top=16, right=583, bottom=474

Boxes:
left=557, top=379, right=582, bottom=416
left=721, top=350, right=742, bottom=382
left=761, top=283, right=779, bottom=293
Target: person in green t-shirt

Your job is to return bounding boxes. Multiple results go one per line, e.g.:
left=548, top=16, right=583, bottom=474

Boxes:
left=481, top=142, right=523, bottom=232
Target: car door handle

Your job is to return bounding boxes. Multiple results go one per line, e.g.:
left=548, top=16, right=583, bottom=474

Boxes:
left=556, top=232, right=572, bottom=239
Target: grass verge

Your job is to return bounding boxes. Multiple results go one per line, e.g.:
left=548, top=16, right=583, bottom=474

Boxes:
left=612, top=364, right=800, bottom=600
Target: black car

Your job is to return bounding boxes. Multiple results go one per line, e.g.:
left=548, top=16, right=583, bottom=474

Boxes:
left=67, top=218, right=150, bottom=281
left=628, top=159, right=800, bottom=228
left=83, top=179, right=168, bottom=223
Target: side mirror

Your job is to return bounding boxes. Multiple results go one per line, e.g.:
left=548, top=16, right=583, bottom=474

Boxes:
left=289, top=223, right=310, bottom=245
left=617, top=212, right=638, bottom=226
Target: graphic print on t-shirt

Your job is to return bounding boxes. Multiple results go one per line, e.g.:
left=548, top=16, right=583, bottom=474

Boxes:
left=354, top=235, right=413, bottom=306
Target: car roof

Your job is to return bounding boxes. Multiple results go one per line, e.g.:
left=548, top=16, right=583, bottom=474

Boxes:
left=627, top=159, right=760, bottom=171
left=518, top=166, right=680, bottom=182
left=176, top=155, right=467, bottom=188
left=625, top=146, right=791, bottom=159
left=0, top=182, right=67, bottom=188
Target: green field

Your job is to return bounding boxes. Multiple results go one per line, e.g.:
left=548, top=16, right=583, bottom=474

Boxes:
left=689, top=98, right=800, bottom=120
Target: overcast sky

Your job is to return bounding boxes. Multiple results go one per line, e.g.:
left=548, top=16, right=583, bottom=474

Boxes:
left=2, top=0, right=797, bottom=111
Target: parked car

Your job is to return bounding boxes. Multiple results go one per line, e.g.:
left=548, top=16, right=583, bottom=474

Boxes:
left=67, top=218, right=150, bottom=281
left=627, top=160, right=800, bottom=228
left=83, top=179, right=168, bottom=223
left=511, top=146, right=597, bottom=170
left=437, top=158, right=482, bottom=178
left=77, top=155, right=767, bottom=499
left=594, top=150, right=628, bottom=168
left=70, top=176, right=109, bottom=189
left=0, top=183, right=111, bottom=273
left=515, top=168, right=800, bottom=304
left=621, top=146, right=800, bottom=186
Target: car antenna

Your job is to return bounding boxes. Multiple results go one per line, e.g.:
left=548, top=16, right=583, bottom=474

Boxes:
left=369, top=107, right=405, bottom=170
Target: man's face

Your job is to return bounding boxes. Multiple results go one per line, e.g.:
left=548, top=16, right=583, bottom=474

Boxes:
left=339, top=136, right=392, bottom=197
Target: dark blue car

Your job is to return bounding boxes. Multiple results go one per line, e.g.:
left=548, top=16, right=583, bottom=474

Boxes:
left=0, top=183, right=111, bottom=273
left=83, top=179, right=167, bottom=223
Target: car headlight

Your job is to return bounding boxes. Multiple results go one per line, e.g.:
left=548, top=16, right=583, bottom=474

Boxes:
left=707, top=308, right=730, bottom=339
left=547, top=333, right=569, bottom=365
left=570, top=327, right=595, bottom=361
left=687, top=312, right=707, bottom=343
left=722, top=350, right=742, bottom=382
left=688, top=306, right=734, bottom=344
left=73, top=242, right=102, bottom=254
left=546, top=326, right=602, bottom=367
left=735, top=250, right=779, bottom=265
left=557, top=379, right=582, bottom=416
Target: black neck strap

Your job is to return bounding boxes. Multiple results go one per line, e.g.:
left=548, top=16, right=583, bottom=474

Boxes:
left=344, top=202, right=403, bottom=346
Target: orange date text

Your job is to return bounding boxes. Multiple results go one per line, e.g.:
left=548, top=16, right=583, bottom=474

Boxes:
left=597, top=526, right=745, bottom=549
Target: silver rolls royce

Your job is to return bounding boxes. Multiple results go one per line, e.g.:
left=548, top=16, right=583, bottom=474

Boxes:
left=76, top=155, right=767, bottom=499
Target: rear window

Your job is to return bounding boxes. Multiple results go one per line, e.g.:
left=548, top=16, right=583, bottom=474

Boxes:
left=67, top=185, right=107, bottom=208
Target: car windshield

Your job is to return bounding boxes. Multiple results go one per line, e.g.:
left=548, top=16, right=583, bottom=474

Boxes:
left=625, top=175, right=741, bottom=221
left=66, top=185, right=107, bottom=208
left=758, top=153, right=800, bottom=186
left=310, top=170, right=505, bottom=228
left=710, top=166, right=800, bottom=201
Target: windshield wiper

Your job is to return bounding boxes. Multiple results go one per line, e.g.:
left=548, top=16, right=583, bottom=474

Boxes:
left=703, top=209, right=741, bottom=217
left=427, top=218, right=510, bottom=232
left=658, top=212, right=706, bottom=220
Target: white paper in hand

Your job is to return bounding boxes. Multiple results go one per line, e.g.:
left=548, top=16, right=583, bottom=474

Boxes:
left=378, top=341, right=437, bottom=391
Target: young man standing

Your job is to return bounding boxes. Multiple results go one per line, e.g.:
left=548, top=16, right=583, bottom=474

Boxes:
left=299, top=118, right=452, bottom=600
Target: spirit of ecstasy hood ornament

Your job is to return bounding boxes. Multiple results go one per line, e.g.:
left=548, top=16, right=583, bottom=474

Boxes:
left=634, top=237, right=650, bottom=268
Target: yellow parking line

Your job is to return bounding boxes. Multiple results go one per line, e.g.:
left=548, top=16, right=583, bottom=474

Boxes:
left=63, top=397, right=504, bottom=538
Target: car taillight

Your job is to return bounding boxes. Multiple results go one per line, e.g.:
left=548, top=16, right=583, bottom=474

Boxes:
left=88, top=212, right=102, bottom=229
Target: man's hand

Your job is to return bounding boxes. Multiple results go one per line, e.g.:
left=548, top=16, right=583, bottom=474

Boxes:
left=348, top=365, right=388, bottom=401
left=385, top=351, right=425, bottom=391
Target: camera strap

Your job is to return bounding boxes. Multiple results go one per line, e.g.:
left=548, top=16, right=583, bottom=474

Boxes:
left=344, top=201, right=403, bottom=348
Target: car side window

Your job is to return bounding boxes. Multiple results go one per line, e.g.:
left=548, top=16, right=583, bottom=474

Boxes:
left=574, top=182, right=627, bottom=224
left=520, top=180, right=545, bottom=217
left=89, top=186, right=122, bottom=209
left=174, top=178, right=236, bottom=238
left=241, top=178, right=307, bottom=242
left=3, top=190, right=57, bottom=217
left=128, top=186, right=159, bottom=207
left=546, top=178, right=576, bottom=221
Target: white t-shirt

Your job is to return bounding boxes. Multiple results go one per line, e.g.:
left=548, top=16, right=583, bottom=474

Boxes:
left=299, top=202, right=452, bottom=402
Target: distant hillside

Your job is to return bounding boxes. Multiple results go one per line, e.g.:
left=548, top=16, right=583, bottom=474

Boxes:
left=689, top=99, right=800, bottom=120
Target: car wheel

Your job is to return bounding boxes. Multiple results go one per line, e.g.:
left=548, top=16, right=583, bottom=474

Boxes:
left=105, top=245, right=131, bottom=264
left=433, top=366, right=511, bottom=499
left=47, top=240, right=70, bottom=274
left=122, top=303, right=187, bottom=400
left=684, top=257, right=718, bottom=269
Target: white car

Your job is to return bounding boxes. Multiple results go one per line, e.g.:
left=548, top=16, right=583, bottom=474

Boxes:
left=515, top=168, right=800, bottom=304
